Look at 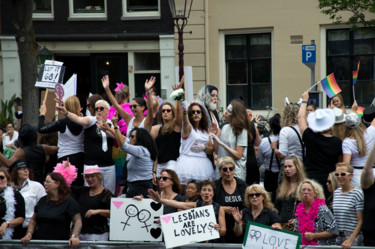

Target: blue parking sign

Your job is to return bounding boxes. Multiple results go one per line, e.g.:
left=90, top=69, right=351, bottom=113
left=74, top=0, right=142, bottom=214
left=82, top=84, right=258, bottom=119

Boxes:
left=302, top=45, right=316, bottom=63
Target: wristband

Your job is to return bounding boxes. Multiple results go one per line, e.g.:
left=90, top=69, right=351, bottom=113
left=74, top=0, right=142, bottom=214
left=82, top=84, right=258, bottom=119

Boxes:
left=114, top=126, right=120, bottom=130
left=26, top=231, right=33, bottom=235
left=64, top=111, right=69, bottom=117
left=302, top=100, right=308, bottom=104
left=183, top=110, right=188, bottom=115
left=71, top=234, right=78, bottom=238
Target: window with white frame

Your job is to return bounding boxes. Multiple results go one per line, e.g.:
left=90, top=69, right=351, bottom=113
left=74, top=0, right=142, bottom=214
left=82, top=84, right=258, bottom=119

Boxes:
left=69, top=0, right=107, bottom=20
left=133, top=52, right=161, bottom=97
left=225, top=33, right=272, bottom=110
left=33, top=0, right=53, bottom=19
left=122, top=0, right=160, bottom=20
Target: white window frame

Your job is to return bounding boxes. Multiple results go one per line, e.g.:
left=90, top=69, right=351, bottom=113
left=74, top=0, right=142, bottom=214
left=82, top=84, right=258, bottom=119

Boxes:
left=122, top=0, right=160, bottom=20
left=68, top=0, right=107, bottom=21
left=32, top=0, right=54, bottom=20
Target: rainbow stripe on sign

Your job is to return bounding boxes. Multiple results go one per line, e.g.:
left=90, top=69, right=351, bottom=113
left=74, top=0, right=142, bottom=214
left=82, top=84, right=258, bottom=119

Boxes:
left=357, top=106, right=365, bottom=117
left=320, top=73, right=342, bottom=98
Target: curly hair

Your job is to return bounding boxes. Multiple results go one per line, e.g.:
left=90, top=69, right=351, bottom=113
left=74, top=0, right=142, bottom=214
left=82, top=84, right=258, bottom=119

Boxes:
left=244, top=184, right=275, bottom=210
left=344, top=122, right=367, bottom=156
left=229, top=99, right=253, bottom=141
left=196, top=85, right=220, bottom=110
left=276, top=155, right=306, bottom=199
left=46, top=172, right=71, bottom=205
left=280, top=104, right=299, bottom=127
left=130, top=127, right=158, bottom=161
left=160, top=169, right=182, bottom=194
left=157, top=102, right=177, bottom=135
left=295, top=179, right=325, bottom=201
left=188, top=102, right=209, bottom=132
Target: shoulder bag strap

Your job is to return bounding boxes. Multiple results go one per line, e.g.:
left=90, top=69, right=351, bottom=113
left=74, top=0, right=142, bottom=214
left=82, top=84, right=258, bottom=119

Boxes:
left=288, top=126, right=305, bottom=160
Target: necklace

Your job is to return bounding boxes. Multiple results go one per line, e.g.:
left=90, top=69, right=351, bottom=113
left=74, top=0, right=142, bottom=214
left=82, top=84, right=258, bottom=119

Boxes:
left=90, top=186, right=102, bottom=196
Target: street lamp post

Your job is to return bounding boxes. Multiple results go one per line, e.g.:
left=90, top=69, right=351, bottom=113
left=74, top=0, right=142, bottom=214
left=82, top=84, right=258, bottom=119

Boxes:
left=168, top=0, right=193, bottom=82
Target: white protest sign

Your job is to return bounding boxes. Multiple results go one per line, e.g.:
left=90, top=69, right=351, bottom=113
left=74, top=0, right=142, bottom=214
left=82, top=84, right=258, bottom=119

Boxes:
left=243, top=222, right=301, bottom=249
left=160, top=205, right=219, bottom=248
left=35, top=60, right=66, bottom=88
left=62, top=74, right=77, bottom=102
left=109, top=198, right=163, bottom=241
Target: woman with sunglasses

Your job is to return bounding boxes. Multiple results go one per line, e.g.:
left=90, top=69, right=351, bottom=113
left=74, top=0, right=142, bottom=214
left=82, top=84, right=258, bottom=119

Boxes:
left=109, top=115, right=157, bottom=198
left=232, top=184, right=281, bottom=238
left=173, top=101, right=214, bottom=187
left=214, top=156, right=247, bottom=243
left=274, top=154, right=306, bottom=231
left=294, top=179, right=338, bottom=245
left=148, top=179, right=226, bottom=238
left=326, top=171, right=339, bottom=211
left=38, top=96, right=85, bottom=186
left=333, top=162, right=364, bottom=248
left=211, top=99, right=252, bottom=183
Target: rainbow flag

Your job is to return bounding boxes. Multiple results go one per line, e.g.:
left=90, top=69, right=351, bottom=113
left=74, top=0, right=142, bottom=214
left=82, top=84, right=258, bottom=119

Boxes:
left=320, top=73, right=342, bottom=98
left=353, top=60, right=360, bottom=85
left=357, top=106, right=365, bottom=117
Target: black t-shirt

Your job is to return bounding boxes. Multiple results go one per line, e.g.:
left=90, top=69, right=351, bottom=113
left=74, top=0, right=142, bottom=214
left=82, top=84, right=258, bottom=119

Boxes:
left=241, top=207, right=280, bottom=228
left=38, top=115, right=83, bottom=135
left=303, top=128, right=342, bottom=176
left=34, top=196, right=80, bottom=240
left=0, top=189, right=25, bottom=239
left=363, top=183, right=375, bottom=234
left=84, top=123, right=114, bottom=166
left=71, top=186, right=112, bottom=235
left=23, top=145, right=46, bottom=184
left=163, top=194, right=185, bottom=215
left=155, top=128, right=181, bottom=164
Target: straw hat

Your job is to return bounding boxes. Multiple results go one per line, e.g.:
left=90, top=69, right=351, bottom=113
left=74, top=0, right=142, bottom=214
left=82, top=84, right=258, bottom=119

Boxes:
left=307, top=108, right=335, bottom=132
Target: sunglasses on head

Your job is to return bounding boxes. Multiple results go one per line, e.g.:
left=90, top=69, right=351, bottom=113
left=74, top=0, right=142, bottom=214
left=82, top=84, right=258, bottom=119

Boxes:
left=130, top=104, right=140, bottom=109
left=335, top=172, right=351, bottom=177
left=221, top=167, right=234, bottom=172
left=94, top=107, right=106, bottom=112
left=162, top=109, right=172, bottom=113
left=157, top=176, right=171, bottom=181
left=248, top=193, right=261, bottom=198
left=191, top=110, right=202, bottom=114
left=0, top=175, right=5, bottom=180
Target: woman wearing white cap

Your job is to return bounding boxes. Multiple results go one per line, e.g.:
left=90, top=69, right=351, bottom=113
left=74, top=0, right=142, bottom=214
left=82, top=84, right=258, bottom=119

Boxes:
left=342, top=111, right=375, bottom=188
left=298, top=91, right=342, bottom=195
left=71, top=166, right=112, bottom=241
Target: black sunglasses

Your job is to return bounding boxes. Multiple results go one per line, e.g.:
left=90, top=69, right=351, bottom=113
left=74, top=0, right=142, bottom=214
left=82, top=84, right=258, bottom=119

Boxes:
left=335, top=172, right=351, bottom=177
left=162, top=109, right=172, bottom=113
left=191, top=110, right=202, bottom=114
left=129, top=134, right=135, bottom=139
left=130, top=104, right=140, bottom=109
left=248, top=193, right=261, bottom=198
left=221, top=167, right=234, bottom=172
left=94, top=107, right=106, bottom=112
left=0, top=175, right=6, bottom=180
left=157, top=176, right=171, bottom=181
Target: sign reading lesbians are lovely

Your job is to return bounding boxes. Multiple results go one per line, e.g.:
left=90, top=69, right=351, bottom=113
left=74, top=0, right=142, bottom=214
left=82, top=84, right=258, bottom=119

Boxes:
left=110, top=198, right=163, bottom=241
left=243, top=222, right=301, bottom=249
left=160, top=205, right=219, bottom=248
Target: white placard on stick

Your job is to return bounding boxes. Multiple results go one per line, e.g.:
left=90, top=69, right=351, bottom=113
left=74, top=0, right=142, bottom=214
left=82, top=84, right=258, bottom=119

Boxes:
left=109, top=198, right=163, bottom=242
left=35, top=60, right=66, bottom=88
left=160, top=205, right=219, bottom=248
left=242, top=222, right=301, bottom=249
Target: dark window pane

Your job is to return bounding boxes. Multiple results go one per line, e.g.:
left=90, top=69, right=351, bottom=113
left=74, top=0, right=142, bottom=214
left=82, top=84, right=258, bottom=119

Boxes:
left=226, top=85, right=249, bottom=106
left=327, top=30, right=350, bottom=55
left=251, top=84, right=272, bottom=110
left=354, top=56, right=375, bottom=80
left=73, top=0, right=105, bottom=13
left=127, top=0, right=158, bottom=12
left=135, top=73, right=160, bottom=98
left=354, top=30, right=375, bottom=54
left=252, top=60, right=271, bottom=83
left=355, top=80, right=375, bottom=106
left=334, top=80, right=351, bottom=108
left=33, top=0, right=51, bottom=13
left=327, top=57, right=350, bottom=80
left=226, top=35, right=247, bottom=59
left=134, top=53, right=160, bottom=71
left=227, top=62, right=247, bottom=84
left=250, top=34, right=271, bottom=58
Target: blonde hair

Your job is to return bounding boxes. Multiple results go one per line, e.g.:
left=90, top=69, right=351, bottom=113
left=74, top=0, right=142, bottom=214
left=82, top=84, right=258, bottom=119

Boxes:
left=332, top=122, right=346, bottom=141
left=295, top=179, right=325, bottom=201
left=328, top=171, right=339, bottom=192
left=336, top=162, right=354, bottom=174
left=276, top=155, right=307, bottom=199
left=244, top=184, right=275, bottom=210
left=115, top=84, right=130, bottom=103
left=281, top=104, right=299, bottom=127
left=217, top=156, right=235, bottom=170
left=344, top=123, right=367, bottom=156
left=64, top=96, right=81, bottom=116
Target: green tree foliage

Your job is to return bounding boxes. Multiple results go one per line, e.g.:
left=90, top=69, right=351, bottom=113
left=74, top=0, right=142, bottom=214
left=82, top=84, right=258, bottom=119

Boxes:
left=318, top=0, right=375, bottom=28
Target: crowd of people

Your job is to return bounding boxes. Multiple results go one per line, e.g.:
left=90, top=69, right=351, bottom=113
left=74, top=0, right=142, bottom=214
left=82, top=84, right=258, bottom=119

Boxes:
left=0, top=76, right=375, bottom=248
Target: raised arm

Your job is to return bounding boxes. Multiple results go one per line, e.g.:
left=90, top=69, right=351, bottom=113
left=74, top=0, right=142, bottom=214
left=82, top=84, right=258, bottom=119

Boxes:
left=111, top=116, right=126, bottom=147
left=181, top=101, right=192, bottom=138
left=102, top=75, right=132, bottom=125
left=144, top=76, right=156, bottom=132
left=172, top=77, right=184, bottom=130
left=361, top=142, right=375, bottom=189
left=56, top=106, right=91, bottom=127
left=148, top=189, right=196, bottom=210
left=298, top=91, right=309, bottom=135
